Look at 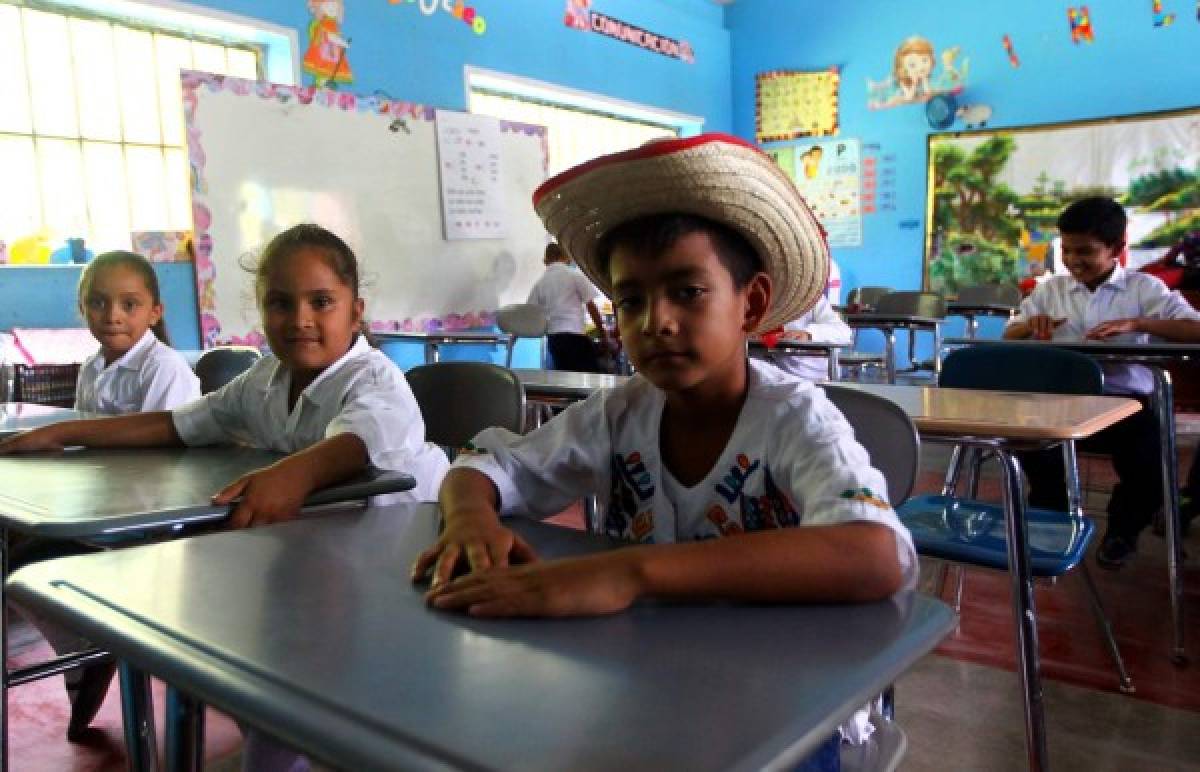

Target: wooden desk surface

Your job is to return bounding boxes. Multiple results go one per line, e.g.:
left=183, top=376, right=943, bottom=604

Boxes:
left=832, top=383, right=1141, bottom=441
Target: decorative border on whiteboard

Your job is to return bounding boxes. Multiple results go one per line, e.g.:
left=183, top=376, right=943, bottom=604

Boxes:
left=182, top=71, right=548, bottom=347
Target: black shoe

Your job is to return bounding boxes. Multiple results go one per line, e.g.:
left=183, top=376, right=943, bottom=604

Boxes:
left=66, top=661, right=117, bottom=742
left=1096, top=534, right=1137, bottom=571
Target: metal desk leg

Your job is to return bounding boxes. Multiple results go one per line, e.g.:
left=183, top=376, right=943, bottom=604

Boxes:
left=997, top=449, right=1048, bottom=772
left=165, top=686, right=205, bottom=772
left=1, top=528, right=8, bottom=772
left=827, top=347, right=840, bottom=381
left=933, top=324, right=943, bottom=377
left=884, top=329, right=897, bottom=384
left=1151, top=368, right=1187, bottom=665
left=425, top=342, right=440, bottom=364
left=119, top=663, right=159, bottom=772
left=966, top=314, right=978, bottom=340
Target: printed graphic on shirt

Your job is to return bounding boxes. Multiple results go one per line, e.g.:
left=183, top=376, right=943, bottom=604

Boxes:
left=706, top=504, right=744, bottom=536
left=459, top=441, right=489, bottom=456
left=714, top=455, right=801, bottom=532
left=606, top=451, right=655, bottom=541
left=839, top=487, right=889, bottom=509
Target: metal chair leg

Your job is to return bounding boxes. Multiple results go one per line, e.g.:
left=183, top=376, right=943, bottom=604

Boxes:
left=1079, top=563, right=1135, bottom=694
left=952, top=565, right=966, bottom=614
left=119, top=663, right=158, bottom=772
left=165, top=686, right=206, bottom=772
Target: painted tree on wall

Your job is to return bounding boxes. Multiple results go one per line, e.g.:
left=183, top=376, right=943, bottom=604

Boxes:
left=928, top=136, right=1021, bottom=292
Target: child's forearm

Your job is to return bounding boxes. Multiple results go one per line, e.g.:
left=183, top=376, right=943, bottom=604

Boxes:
left=439, top=467, right=502, bottom=522
left=619, top=522, right=905, bottom=604
left=1002, top=322, right=1032, bottom=339
left=50, top=412, right=183, bottom=448
left=275, top=432, right=370, bottom=496
left=1135, top=318, right=1200, bottom=342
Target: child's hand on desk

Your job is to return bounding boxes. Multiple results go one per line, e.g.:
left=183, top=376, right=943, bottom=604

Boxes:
left=213, top=461, right=310, bottom=529
left=410, top=509, right=537, bottom=589
left=780, top=330, right=812, bottom=342
left=1028, top=315, right=1067, bottom=340
left=425, top=551, right=642, bottom=618
left=1086, top=319, right=1139, bottom=339
left=0, top=427, right=66, bottom=454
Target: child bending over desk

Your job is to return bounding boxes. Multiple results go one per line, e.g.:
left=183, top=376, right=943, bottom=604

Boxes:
left=1, top=224, right=449, bottom=520
left=1004, top=196, right=1200, bottom=568
left=416, top=135, right=914, bottom=614
left=761, top=293, right=853, bottom=381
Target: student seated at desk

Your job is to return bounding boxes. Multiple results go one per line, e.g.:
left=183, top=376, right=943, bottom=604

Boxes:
left=759, top=294, right=853, bottom=381
left=415, top=135, right=916, bottom=753
left=1004, top=197, right=1200, bottom=568
left=527, top=241, right=610, bottom=372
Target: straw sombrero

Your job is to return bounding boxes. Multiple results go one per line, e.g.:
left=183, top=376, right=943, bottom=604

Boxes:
left=532, top=133, right=830, bottom=332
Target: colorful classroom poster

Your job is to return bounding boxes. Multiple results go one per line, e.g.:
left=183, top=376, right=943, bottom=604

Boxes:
left=773, top=139, right=863, bottom=248
left=755, top=68, right=839, bottom=144
left=434, top=110, right=507, bottom=240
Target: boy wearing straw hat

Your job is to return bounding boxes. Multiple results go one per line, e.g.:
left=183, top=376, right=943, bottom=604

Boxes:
left=415, top=134, right=914, bottom=616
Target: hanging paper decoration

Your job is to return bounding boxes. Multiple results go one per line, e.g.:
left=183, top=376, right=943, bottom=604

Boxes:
left=756, top=68, right=839, bottom=143
left=303, top=0, right=353, bottom=87
left=389, top=0, right=487, bottom=35
left=866, top=38, right=968, bottom=110
left=1067, top=6, right=1095, bottom=43
left=1152, top=0, right=1176, bottom=26
left=1002, top=34, right=1020, bottom=67
left=562, top=0, right=694, bottom=63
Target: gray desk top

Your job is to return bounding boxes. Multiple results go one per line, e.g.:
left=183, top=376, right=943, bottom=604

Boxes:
left=512, top=368, right=630, bottom=399
left=943, top=337, right=1200, bottom=361
left=945, top=302, right=1016, bottom=315
left=0, top=403, right=87, bottom=438
left=375, top=331, right=511, bottom=344
left=749, top=339, right=847, bottom=353
left=844, top=313, right=943, bottom=327
left=9, top=503, right=955, bottom=772
left=0, top=446, right=415, bottom=538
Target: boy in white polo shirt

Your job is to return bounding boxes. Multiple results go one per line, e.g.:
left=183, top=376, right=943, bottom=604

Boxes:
left=1005, top=196, right=1200, bottom=568
left=527, top=242, right=609, bottom=372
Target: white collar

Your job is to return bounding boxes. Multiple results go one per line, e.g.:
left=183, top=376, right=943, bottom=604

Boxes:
left=261, top=334, right=372, bottom=404
left=1070, top=263, right=1128, bottom=294
left=91, top=329, right=158, bottom=373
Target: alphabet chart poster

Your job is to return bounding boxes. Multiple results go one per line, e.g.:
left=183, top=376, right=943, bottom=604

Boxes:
left=755, top=68, right=840, bottom=144
left=770, top=138, right=862, bottom=247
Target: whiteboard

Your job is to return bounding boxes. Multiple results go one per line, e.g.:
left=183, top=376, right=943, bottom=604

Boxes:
left=183, top=72, right=550, bottom=347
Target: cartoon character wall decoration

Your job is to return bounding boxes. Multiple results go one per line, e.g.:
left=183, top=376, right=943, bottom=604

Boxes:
left=303, top=0, right=352, bottom=88
left=1152, top=0, right=1176, bottom=26
left=1001, top=34, right=1020, bottom=67
left=1067, top=6, right=1095, bottom=43
left=867, top=37, right=968, bottom=110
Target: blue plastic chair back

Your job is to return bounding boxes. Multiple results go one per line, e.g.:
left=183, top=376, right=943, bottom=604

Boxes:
left=898, top=342, right=1105, bottom=577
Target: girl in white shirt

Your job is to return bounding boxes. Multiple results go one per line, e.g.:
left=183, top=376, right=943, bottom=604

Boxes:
left=75, top=251, right=200, bottom=414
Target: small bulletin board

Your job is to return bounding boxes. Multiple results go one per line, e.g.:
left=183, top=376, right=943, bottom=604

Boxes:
left=182, top=72, right=550, bottom=348
left=768, top=138, right=863, bottom=248
left=755, top=68, right=840, bottom=144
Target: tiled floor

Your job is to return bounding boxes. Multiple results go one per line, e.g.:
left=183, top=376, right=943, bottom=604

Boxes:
left=6, top=432, right=1200, bottom=770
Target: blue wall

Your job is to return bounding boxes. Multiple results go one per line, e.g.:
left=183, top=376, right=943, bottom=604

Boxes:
left=4, top=0, right=730, bottom=367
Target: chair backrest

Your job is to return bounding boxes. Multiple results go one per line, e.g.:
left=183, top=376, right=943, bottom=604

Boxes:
left=405, top=362, right=525, bottom=449
left=956, top=283, right=1022, bottom=307
left=194, top=346, right=261, bottom=394
left=846, top=286, right=892, bottom=309
left=875, top=290, right=947, bottom=318
left=495, top=304, right=548, bottom=338
left=939, top=343, right=1103, bottom=395
left=822, top=385, right=920, bottom=505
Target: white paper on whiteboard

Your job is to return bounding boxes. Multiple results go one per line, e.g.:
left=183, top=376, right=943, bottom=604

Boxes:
left=435, top=110, right=507, bottom=240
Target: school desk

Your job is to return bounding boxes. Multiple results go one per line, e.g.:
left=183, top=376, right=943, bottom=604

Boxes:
left=374, top=330, right=512, bottom=364
left=512, top=367, right=629, bottom=406
left=0, top=402, right=86, bottom=438
left=843, top=312, right=944, bottom=383
left=0, top=446, right=416, bottom=772
left=944, top=301, right=1017, bottom=339
left=836, top=381, right=1140, bottom=772
left=8, top=503, right=956, bottom=772
left=945, top=337, right=1200, bottom=667
left=747, top=338, right=847, bottom=380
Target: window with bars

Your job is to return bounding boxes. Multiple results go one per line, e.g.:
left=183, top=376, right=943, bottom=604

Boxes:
left=467, top=75, right=690, bottom=178
left=0, top=2, right=263, bottom=264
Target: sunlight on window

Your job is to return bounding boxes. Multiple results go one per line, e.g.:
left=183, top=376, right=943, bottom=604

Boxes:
left=155, top=34, right=194, bottom=148
left=0, top=136, right=40, bottom=240
left=82, top=142, right=132, bottom=250
left=126, top=145, right=169, bottom=232
left=115, top=27, right=160, bottom=145
left=70, top=18, right=122, bottom=142
left=36, top=138, right=88, bottom=243
left=191, top=41, right=228, bottom=75
left=227, top=48, right=259, bottom=80
left=0, top=5, right=32, bottom=134
left=24, top=10, right=78, bottom=138
left=164, top=148, right=191, bottom=230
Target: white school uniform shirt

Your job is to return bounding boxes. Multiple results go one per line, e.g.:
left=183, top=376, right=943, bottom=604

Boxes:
left=172, top=336, right=449, bottom=501
left=456, top=357, right=916, bottom=588
left=1007, top=265, right=1200, bottom=394
left=527, top=262, right=601, bottom=335
left=764, top=295, right=854, bottom=381
left=75, top=329, right=200, bottom=415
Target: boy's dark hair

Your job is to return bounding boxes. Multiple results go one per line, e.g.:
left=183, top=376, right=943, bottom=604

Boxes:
left=596, top=214, right=763, bottom=288
left=1057, top=197, right=1127, bottom=247
left=79, top=251, right=171, bottom=345
left=544, top=242, right=568, bottom=264
left=254, top=224, right=373, bottom=343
